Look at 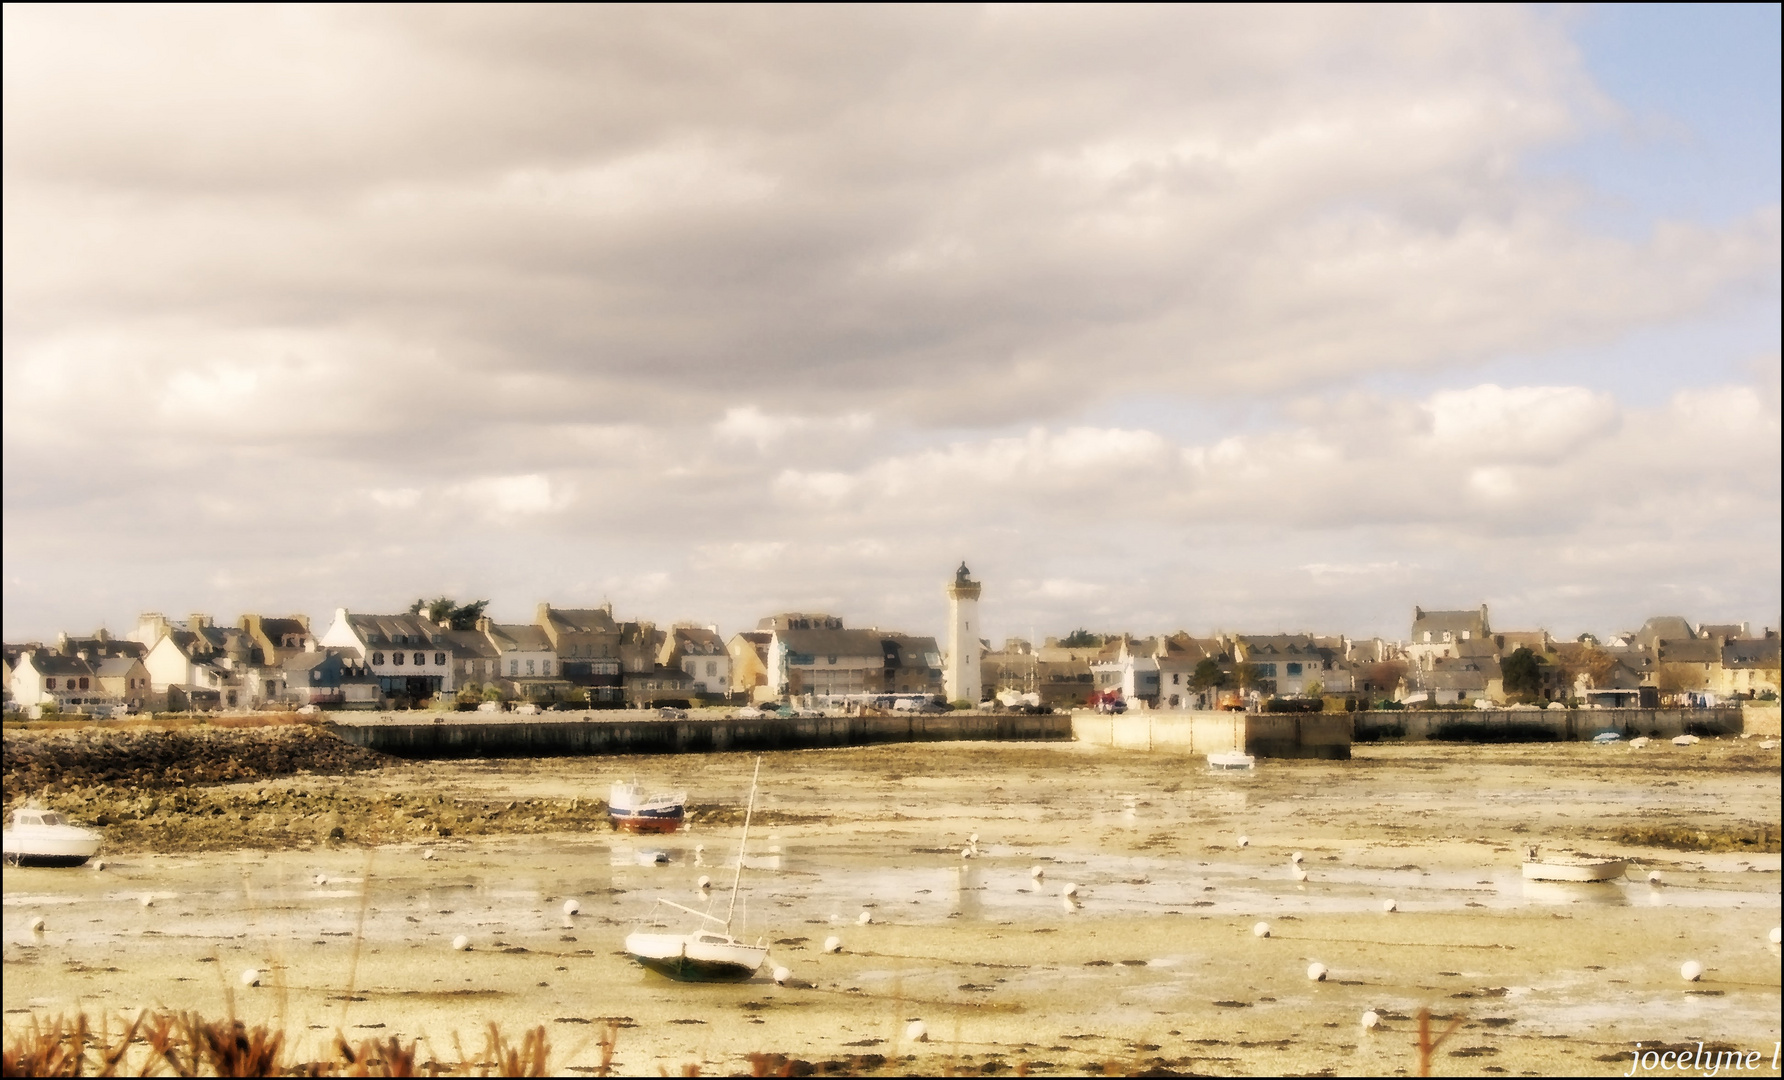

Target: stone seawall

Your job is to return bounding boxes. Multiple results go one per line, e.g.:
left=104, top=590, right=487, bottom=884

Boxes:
left=1069, top=711, right=1352, bottom=760
left=1351, top=707, right=1744, bottom=742
left=330, top=711, right=1072, bottom=758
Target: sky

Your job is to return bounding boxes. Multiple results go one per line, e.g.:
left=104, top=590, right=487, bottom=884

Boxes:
left=3, top=4, right=1779, bottom=646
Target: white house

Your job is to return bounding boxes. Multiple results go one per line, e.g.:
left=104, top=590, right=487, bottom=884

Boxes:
left=659, top=624, right=730, bottom=697
left=317, top=609, right=454, bottom=700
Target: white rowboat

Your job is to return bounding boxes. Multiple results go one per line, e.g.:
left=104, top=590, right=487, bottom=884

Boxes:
left=1207, top=751, right=1256, bottom=771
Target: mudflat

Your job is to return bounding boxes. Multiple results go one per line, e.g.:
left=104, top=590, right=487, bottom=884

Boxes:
left=5, top=736, right=1780, bottom=1075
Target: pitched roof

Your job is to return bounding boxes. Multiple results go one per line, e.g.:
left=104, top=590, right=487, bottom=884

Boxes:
left=1722, top=639, right=1780, bottom=668
left=1656, top=639, right=1720, bottom=664
left=93, top=656, right=142, bottom=677
left=1410, top=606, right=1491, bottom=642
left=23, top=652, right=95, bottom=677
left=672, top=626, right=725, bottom=653
left=488, top=623, right=553, bottom=653
left=443, top=629, right=501, bottom=659
left=345, top=613, right=445, bottom=646
left=543, top=607, right=618, bottom=633
left=1634, top=616, right=1696, bottom=648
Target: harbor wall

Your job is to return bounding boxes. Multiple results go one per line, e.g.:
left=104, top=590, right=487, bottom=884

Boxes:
left=330, top=711, right=1071, bottom=758
left=1069, top=711, right=1351, bottom=760
left=1350, top=707, right=1744, bottom=743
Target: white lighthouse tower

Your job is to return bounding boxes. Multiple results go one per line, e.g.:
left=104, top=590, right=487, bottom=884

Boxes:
left=944, top=562, right=983, bottom=705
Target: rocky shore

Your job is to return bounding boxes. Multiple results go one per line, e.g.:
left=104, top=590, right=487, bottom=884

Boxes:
left=1, top=722, right=793, bottom=852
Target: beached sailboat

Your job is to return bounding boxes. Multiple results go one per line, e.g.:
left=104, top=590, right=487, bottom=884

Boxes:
left=624, top=758, right=769, bottom=982
left=1521, top=846, right=1626, bottom=882
left=1207, top=751, right=1256, bottom=771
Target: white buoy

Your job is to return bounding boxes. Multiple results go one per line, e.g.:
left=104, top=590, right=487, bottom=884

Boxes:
left=1253, top=921, right=1271, bottom=938
left=773, top=966, right=790, bottom=985
left=697, top=875, right=712, bottom=890
left=28, top=916, right=46, bottom=934
left=961, top=847, right=973, bottom=859
left=1770, top=927, right=1782, bottom=945
left=1361, top=1010, right=1380, bottom=1030
left=451, top=935, right=470, bottom=952
left=1237, top=835, right=1249, bottom=849
left=92, top=860, right=106, bottom=872
left=239, top=968, right=260, bottom=988
left=858, top=910, right=873, bottom=925
left=905, top=1020, right=929, bottom=1043
left=1293, top=866, right=1309, bottom=883
left=694, top=844, right=706, bottom=866
left=1061, top=882, right=1079, bottom=898
left=969, top=833, right=979, bottom=845
left=562, top=899, right=580, bottom=916
left=1291, top=851, right=1304, bottom=864
left=1647, top=871, right=1663, bottom=886
left=139, top=894, right=154, bottom=908
left=1382, top=899, right=1398, bottom=913
left=822, top=936, right=842, bottom=954
left=1307, top=962, right=1328, bottom=981
left=1680, top=960, right=1703, bottom=982
left=1029, top=865, right=1044, bottom=880
left=421, top=849, right=436, bottom=861
left=313, top=874, right=327, bottom=887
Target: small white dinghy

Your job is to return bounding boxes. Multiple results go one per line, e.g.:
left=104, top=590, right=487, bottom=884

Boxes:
left=624, top=758, right=769, bottom=983
left=1207, top=751, right=1256, bottom=771
left=3, top=809, right=102, bottom=868
left=1521, top=846, right=1626, bottom=882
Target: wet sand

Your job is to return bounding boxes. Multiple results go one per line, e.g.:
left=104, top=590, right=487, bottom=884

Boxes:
left=5, top=739, right=1780, bottom=1075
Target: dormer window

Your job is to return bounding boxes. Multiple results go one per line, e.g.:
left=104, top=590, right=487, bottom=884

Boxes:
left=1422, top=632, right=1432, bottom=643
left=1461, top=630, right=1471, bottom=641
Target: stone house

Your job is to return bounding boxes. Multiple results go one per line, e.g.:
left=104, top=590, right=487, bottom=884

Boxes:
left=659, top=625, right=730, bottom=698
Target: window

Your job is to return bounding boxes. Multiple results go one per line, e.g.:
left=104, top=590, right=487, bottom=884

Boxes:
left=413, top=652, right=425, bottom=666
left=435, top=652, right=446, bottom=666
left=1286, top=663, right=1302, bottom=676
left=372, top=652, right=385, bottom=666
left=525, top=659, right=535, bottom=675
left=542, top=660, right=551, bottom=676
left=79, top=677, right=90, bottom=690
left=706, top=661, right=717, bottom=677
left=46, top=677, right=56, bottom=690
left=392, top=652, right=404, bottom=666
left=510, top=660, right=519, bottom=676
left=828, top=655, right=838, bottom=665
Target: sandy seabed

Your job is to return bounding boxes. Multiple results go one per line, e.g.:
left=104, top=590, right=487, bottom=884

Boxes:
left=5, top=739, right=1780, bottom=1076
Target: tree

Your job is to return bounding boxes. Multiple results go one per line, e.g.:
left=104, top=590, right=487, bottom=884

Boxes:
left=1190, top=658, right=1225, bottom=689
left=1060, top=629, right=1103, bottom=648
left=1559, top=646, right=1619, bottom=692
left=409, top=597, right=491, bottom=631
left=1501, top=647, right=1542, bottom=698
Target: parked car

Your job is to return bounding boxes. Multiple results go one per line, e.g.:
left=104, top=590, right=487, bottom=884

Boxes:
left=657, top=706, right=688, bottom=719
left=477, top=700, right=503, bottom=712
left=513, top=702, right=540, bottom=715
left=296, top=704, right=321, bottom=716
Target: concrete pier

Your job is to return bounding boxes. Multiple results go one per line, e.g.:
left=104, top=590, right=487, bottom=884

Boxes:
left=330, top=710, right=1071, bottom=758
left=1351, top=706, right=1743, bottom=742
left=1070, top=710, right=1352, bottom=760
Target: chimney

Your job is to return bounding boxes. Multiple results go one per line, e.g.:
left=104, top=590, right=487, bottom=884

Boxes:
left=305, top=638, right=317, bottom=653
left=95, top=628, right=110, bottom=643
left=190, top=613, right=212, bottom=630
left=476, top=616, right=492, bottom=634
left=537, top=602, right=552, bottom=625
left=56, top=631, right=70, bottom=652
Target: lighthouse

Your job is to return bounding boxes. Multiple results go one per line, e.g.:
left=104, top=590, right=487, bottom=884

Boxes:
left=944, top=562, right=982, bottom=705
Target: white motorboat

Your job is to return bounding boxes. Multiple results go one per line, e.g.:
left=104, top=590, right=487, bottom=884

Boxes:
left=624, top=759, right=769, bottom=983
left=1207, top=751, right=1256, bottom=771
left=1520, top=847, right=1626, bottom=882
left=3, top=809, right=102, bottom=868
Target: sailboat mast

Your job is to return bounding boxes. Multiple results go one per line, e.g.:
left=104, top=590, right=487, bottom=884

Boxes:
left=725, top=756, right=762, bottom=929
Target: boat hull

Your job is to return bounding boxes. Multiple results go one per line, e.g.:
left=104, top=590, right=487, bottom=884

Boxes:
left=1522, top=859, right=1626, bottom=882
left=1207, top=752, right=1255, bottom=770
left=610, top=810, right=685, bottom=834
left=624, top=931, right=766, bottom=983
left=4, top=830, right=100, bottom=868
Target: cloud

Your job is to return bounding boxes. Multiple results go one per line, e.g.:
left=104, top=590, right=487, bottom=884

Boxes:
left=2, top=7, right=1777, bottom=642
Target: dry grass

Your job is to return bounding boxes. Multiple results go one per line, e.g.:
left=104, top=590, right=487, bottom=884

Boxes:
left=0, top=1012, right=553, bottom=1077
